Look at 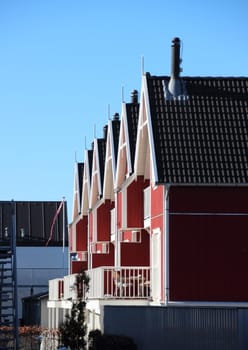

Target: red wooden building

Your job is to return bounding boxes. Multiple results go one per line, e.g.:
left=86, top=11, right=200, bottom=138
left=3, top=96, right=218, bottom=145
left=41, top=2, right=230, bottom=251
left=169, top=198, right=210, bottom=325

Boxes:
left=48, top=38, right=248, bottom=331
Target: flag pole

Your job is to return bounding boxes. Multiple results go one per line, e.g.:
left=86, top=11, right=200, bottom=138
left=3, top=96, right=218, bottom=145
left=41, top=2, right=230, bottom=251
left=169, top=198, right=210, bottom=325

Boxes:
left=45, top=199, right=64, bottom=247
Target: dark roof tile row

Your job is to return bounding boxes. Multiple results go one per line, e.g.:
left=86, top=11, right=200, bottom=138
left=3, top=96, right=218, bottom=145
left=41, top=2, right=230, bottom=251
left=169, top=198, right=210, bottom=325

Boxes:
left=147, top=75, right=248, bottom=185
left=126, top=103, right=139, bottom=169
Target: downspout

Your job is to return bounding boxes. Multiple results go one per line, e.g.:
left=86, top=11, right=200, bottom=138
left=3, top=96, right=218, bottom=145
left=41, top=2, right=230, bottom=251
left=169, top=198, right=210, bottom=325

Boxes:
left=114, top=188, right=120, bottom=268
left=164, top=185, right=170, bottom=305
left=88, top=209, right=92, bottom=270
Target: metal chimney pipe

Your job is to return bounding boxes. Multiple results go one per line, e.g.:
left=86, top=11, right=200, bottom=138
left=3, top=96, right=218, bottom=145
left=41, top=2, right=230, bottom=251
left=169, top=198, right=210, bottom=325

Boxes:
left=171, top=37, right=181, bottom=78
left=103, top=125, right=108, bottom=140
left=113, top=112, right=119, bottom=120
left=131, top=90, right=138, bottom=104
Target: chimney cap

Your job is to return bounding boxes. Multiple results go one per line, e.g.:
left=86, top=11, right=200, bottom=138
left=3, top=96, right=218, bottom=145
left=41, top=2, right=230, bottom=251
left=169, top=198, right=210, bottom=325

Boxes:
left=131, top=89, right=138, bottom=103
left=113, top=112, right=119, bottom=120
left=103, top=124, right=108, bottom=139
left=172, top=37, right=180, bottom=44
left=164, top=37, right=187, bottom=100
left=170, top=36, right=181, bottom=79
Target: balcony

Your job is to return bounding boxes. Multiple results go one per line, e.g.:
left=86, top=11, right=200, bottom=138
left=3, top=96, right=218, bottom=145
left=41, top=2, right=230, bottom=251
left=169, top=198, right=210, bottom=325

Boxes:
left=49, top=267, right=151, bottom=302
left=87, top=266, right=150, bottom=299
left=49, top=278, right=64, bottom=300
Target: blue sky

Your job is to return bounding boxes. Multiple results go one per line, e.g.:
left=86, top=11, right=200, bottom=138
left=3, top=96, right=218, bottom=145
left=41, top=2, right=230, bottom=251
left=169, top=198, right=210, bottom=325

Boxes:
left=0, top=0, right=247, bottom=219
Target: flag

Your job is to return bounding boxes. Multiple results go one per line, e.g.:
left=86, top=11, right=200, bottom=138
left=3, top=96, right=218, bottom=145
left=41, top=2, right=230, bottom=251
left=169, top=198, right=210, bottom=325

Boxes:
left=45, top=199, right=64, bottom=247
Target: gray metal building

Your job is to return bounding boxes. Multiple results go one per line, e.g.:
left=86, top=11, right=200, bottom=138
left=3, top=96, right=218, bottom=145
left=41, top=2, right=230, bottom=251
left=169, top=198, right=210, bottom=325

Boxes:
left=104, top=305, right=248, bottom=350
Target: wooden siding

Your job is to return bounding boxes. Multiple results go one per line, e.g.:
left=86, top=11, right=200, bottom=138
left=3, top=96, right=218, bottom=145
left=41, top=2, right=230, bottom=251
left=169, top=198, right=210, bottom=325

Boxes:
left=97, top=200, right=113, bottom=241
left=169, top=186, right=248, bottom=302
left=150, top=185, right=164, bottom=301
left=121, top=229, right=150, bottom=266
left=92, top=243, right=114, bottom=268
left=127, top=177, right=149, bottom=228
left=170, top=186, right=248, bottom=213
left=76, top=216, right=88, bottom=251
left=150, top=185, right=164, bottom=229
left=71, top=260, right=87, bottom=274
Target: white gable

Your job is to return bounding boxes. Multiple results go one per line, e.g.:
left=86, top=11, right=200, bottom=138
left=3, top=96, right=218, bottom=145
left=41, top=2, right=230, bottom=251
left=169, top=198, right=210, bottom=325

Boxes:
left=115, top=103, right=132, bottom=189
left=81, top=150, right=91, bottom=215
left=103, top=120, right=116, bottom=201
left=72, top=162, right=82, bottom=222
left=134, top=74, right=158, bottom=184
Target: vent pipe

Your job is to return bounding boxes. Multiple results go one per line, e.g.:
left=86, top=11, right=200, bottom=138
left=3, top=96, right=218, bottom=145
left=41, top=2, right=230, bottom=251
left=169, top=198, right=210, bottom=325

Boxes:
left=103, top=125, right=108, bottom=140
left=170, top=37, right=181, bottom=78
left=131, top=89, right=138, bottom=104
left=113, top=112, right=119, bottom=121
left=166, top=37, right=186, bottom=99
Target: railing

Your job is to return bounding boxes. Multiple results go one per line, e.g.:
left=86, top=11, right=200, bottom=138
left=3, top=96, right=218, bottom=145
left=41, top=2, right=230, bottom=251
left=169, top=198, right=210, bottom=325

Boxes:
left=49, top=267, right=151, bottom=301
left=49, top=278, right=64, bottom=300
left=64, top=273, right=77, bottom=300
left=87, top=266, right=151, bottom=299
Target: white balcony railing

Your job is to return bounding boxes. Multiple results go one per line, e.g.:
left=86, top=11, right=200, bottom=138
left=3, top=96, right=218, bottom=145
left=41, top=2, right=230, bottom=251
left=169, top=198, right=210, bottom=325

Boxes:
left=87, top=266, right=151, bottom=299
left=49, top=267, right=151, bottom=302
left=64, top=274, right=77, bottom=300
left=49, top=278, right=63, bottom=301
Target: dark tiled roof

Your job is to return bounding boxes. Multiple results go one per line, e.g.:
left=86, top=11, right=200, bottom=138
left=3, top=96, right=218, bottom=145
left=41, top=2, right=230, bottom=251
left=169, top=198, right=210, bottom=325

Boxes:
left=97, top=138, right=106, bottom=190
left=111, top=118, right=120, bottom=164
left=126, top=103, right=140, bottom=170
left=86, top=149, right=93, bottom=185
left=147, top=74, right=248, bottom=184
left=77, top=163, right=84, bottom=206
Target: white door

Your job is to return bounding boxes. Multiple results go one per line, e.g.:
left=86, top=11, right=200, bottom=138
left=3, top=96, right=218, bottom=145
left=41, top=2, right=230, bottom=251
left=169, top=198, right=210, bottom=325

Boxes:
left=151, top=229, right=161, bottom=302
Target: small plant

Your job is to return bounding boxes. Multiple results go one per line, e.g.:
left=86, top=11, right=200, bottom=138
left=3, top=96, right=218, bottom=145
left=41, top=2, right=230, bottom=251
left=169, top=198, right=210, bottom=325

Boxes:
left=59, top=300, right=87, bottom=350
left=75, top=269, right=90, bottom=299
left=88, top=329, right=138, bottom=350
left=59, top=269, right=90, bottom=350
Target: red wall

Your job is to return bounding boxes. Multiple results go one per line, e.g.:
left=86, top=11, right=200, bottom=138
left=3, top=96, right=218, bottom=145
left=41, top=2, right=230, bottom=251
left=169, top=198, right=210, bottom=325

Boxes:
left=97, top=200, right=113, bottom=241
left=127, top=177, right=149, bottom=228
left=121, top=230, right=150, bottom=266
left=71, top=261, right=87, bottom=274
left=92, top=243, right=115, bottom=268
left=150, top=185, right=164, bottom=299
left=170, top=186, right=248, bottom=213
left=151, top=185, right=164, bottom=218
left=76, top=216, right=88, bottom=251
left=169, top=186, right=248, bottom=302
left=151, top=185, right=164, bottom=230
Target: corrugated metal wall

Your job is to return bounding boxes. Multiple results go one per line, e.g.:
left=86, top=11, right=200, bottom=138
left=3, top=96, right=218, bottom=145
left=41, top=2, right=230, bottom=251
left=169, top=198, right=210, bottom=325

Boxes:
left=104, top=306, right=248, bottom=350
left=0, top=201, right=68, bottom=246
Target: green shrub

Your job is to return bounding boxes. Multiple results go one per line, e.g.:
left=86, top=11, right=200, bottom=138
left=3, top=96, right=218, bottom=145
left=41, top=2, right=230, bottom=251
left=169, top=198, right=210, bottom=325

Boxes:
left=88, top=329, right=137, bottom=350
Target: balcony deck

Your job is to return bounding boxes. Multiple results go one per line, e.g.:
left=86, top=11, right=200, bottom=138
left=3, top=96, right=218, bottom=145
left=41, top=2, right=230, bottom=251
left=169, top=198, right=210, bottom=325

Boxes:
left=49, top=266, right=151, bottom=302
left=87, top=266, right=150, bottom=300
